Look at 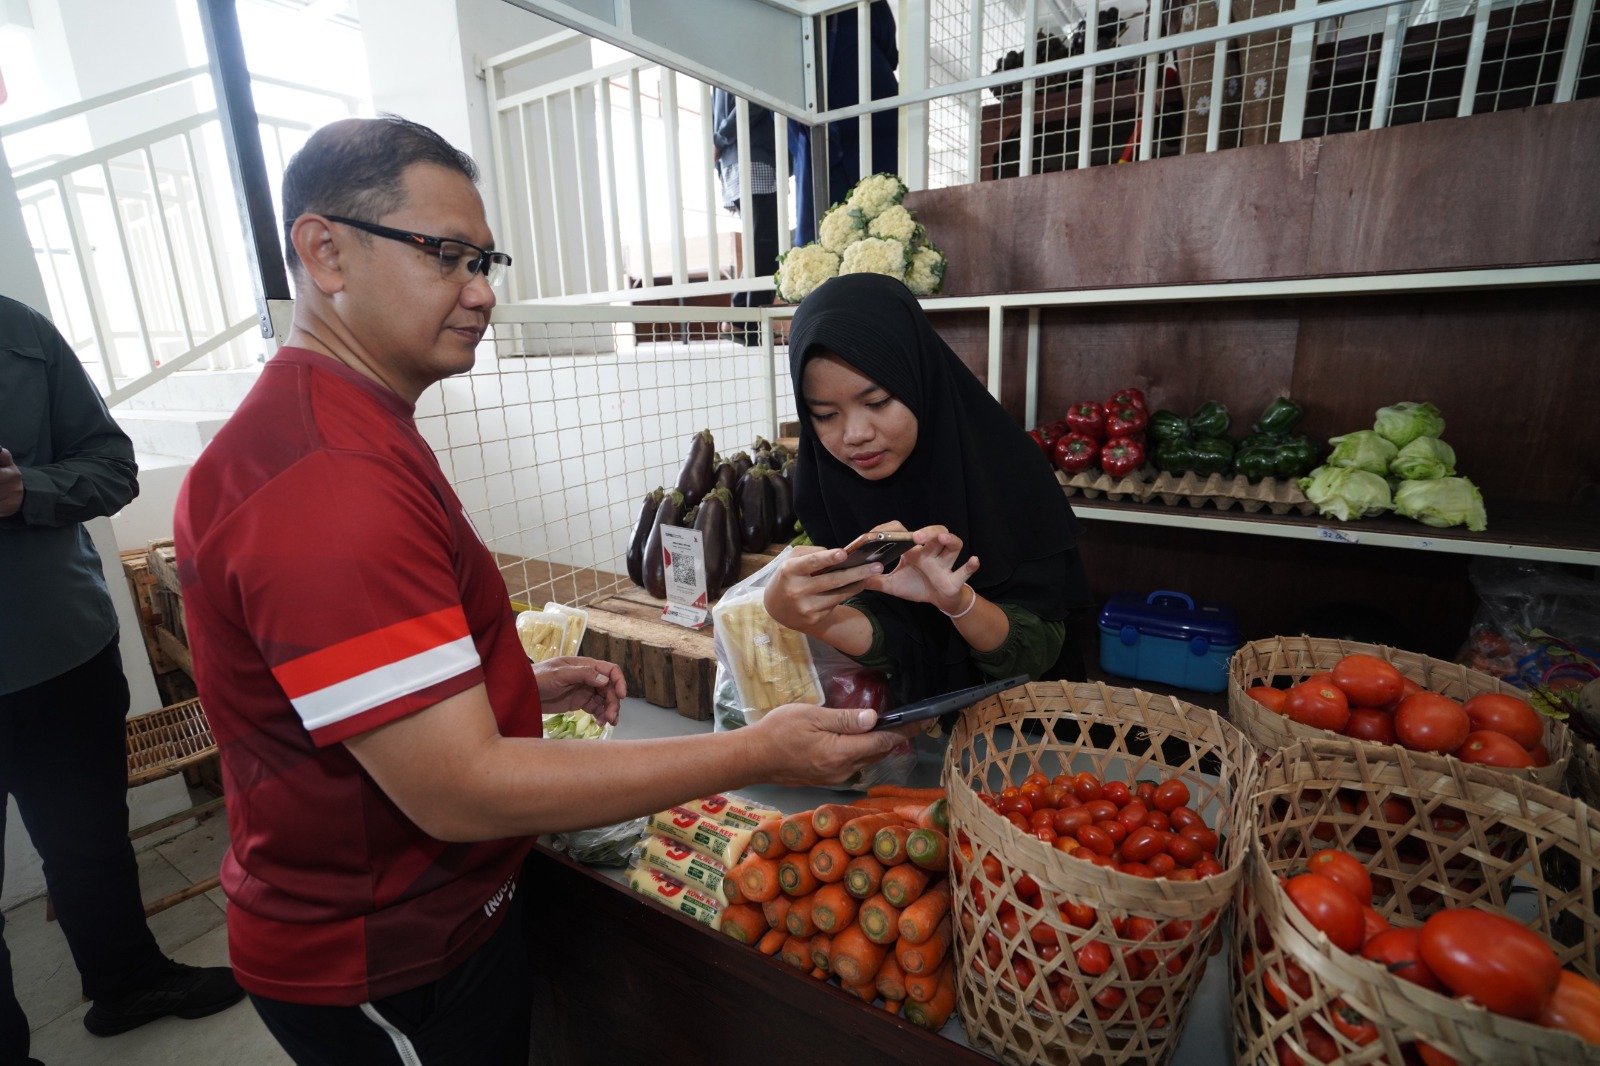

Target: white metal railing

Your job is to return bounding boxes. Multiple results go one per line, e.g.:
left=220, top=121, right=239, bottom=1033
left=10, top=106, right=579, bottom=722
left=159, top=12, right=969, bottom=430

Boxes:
left=1, top=68, right=357, bottom=404
left=489, top=0, right=1595, bottom=304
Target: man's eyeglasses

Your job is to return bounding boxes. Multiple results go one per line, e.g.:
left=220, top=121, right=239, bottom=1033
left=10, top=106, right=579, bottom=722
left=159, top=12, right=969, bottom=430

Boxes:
left=323, top=215, right=512, bottom=287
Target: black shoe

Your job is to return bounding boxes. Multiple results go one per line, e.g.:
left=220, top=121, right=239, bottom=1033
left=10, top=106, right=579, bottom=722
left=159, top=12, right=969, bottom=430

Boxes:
left=83, top=963, right=244, bottom=1037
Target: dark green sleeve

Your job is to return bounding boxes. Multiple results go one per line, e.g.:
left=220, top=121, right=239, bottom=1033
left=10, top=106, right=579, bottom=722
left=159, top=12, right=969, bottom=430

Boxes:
left=841, top=595, right=895, bottom=672
left=969, top=603, right=1065, bottom=681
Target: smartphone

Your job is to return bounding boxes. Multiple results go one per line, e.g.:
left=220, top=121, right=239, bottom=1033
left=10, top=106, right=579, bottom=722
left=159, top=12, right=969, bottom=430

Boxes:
left=871, top=674, right=1029, bottom=730
left=815, top=530, right=916, bottom=576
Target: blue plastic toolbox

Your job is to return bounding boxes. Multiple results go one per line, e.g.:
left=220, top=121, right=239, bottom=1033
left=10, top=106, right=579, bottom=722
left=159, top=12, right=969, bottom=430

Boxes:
left=1097, top=590, right=1240, bottom=693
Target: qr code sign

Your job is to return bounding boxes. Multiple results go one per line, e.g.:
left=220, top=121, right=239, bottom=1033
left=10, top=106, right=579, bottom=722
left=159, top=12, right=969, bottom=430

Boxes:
left=671, top=552, right=698, bottom=588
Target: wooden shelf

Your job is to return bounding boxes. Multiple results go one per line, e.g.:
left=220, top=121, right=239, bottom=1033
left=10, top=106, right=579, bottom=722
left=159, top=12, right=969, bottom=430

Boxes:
left=1067, top=494, right=1600, bottom=566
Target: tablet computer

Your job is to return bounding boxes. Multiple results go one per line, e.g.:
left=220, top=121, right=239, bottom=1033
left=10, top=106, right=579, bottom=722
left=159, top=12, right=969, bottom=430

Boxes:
left=870, top=673, right=1029, bottom=731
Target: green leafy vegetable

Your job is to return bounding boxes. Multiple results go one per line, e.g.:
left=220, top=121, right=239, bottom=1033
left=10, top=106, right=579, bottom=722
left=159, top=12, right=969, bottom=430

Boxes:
left=1389, top=436, right=1456, bottom=481
left=1393, top=477, right=1487, bottom=531
left=543, top=710, right=607, bottom=739
left=1326, top=430, right=1399, bottom=476
left=1373, top=402, right=1445, bottom=448
left=1299, top=465, right=1393, bottom=521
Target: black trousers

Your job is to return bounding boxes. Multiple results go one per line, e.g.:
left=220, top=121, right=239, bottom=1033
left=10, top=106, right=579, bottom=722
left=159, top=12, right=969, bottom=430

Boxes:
left=0, top=639, right=168, bottom=1064
left=249, top=890, right=533, bottom=1066
left=731, top=192, right=778, bottom=308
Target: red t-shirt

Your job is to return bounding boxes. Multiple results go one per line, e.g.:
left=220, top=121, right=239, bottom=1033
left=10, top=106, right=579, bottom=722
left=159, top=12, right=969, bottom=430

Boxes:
left=174, top=347, right=541, bottom=1005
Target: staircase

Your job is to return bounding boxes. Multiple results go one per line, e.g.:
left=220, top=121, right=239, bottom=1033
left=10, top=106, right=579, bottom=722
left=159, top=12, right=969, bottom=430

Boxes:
left=109, top=366, right=263, bottom=547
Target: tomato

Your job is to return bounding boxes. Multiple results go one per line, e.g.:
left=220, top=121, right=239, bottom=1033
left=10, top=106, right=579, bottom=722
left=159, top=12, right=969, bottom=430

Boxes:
left=1075, top=940, right=1111, bottom=975
left=1327, top=999, right=1379, bottom=1045
left=1249, top=685, right=1289, bottom=714
left=1305, top=849, right=1373, bottom=906
left=1015, top=872, right=1041, bottom=901
left=1147, top=852, right=1176, bottom=877
left=1193, top=858, right=1224, bottom=878
left=1361, top=927, right=1445, bottom=991
left=1181, top=825, right=1220, bottom=854
left=1462, top=692, right=1544, bottom=749
left=1117, top=802, right=1149, bottom=831
left=1152, top=779, right=1190, bottom=813
left=1076, top=825, right=1116, bottom=856
left=1121, top=826, right=1167, bottom=863
left=1331, top=654, right=1405, bottom=708
left=1004, top=812, right=1029, bottom=832
left=1073, top=772, right=1103, bottom=803
left=1020, top=783, right=1047, bottom=810
left=1263, top=958, right=1313, bottom=1011
left=1394, top=693, right=1470, bottom=754
left=1084, top=799, right=1119, bottom=823
left=1048, top=975, right=1079, bottom=1011
left=1135, top=780, right=1158, bottom=804
left=1023, top=771, right=1049, bottom=788
left=1360, top=906, right=1391, bottom=944
left=1061, top=900, right=1096, bottom=928
left=1032, top=826, right=1058, bottom=845
left=1386, top=674, right=1426, bottom=712
left=1299, top=1023, right=1340, bottom=1064
left=1054, top=807, right=1092, bottom=835
left=1344, top=708, right=1397, bottom=745
left=1457, top=729, right=1535, bottom=768
left=1029, top=920, right=1060, bottom=947
left=1418, top=908, right=1561, bottom=1019
left=1042, top=783, right=1072, bottom=809
left=1145, top=810, right=1170, bottom=832
left=1168, top=868, right=1199, bottom=882
left=1095, top=819, right=1127, bottom=846
left=1102, top=781, right=1132, bottom=807
left=1053, top=835, right=1081, bottom=856
left=1092, top=984, right=1126, bottom=1017
left=1535, top=970, right=1600, bottom=1044
left=997, top=794, right=1035, bottom=818
left=1119, top=861, right=1155, bottom=878
left=1285, top=873, right=1366, bottom=953
left=1030, top=809, right=1057, bottom=832
left=1529, top=742, right=1552, bottom=767
left=1414, top=1042, right=1458, bottom=1066
left=1284, top=680, right=1351, bottom=733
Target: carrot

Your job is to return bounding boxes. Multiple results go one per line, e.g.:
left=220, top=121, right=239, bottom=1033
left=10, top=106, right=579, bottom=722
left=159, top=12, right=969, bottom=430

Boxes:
left=903, top=965, right=957, bottom=1029
left=757, top=927, right=787, bottom=956
left=881, top=864, right=931, bottom=908
left=847, top=979, right=878, bottom=1002
left=733, top=855, right=780, bottom=902
left=777, top=855, right=820, bottom=897
left=809, top=839, right=849, bottom=883
left=761, top=895, right=792, bottom=930
left=904, top=959, right=948, bottom=1004
left=750, top=816, right=788, bottom=859
left=809, top=932, right=833, bottom=973
left=829, top=923, right=888, bottom=985
left=779, top=810, right=820, bottom=853
left=896, top=916, right=952, bottom=975
left=873, top=825, right=913, bottom=865
left=811, top=883, right=858, bottom=933
left=844, top=854, right=887, bottom=900
left=812, top=803, right=879, bottom=838
left=840, top=813, right=908, bottom=856
left=898, top=881, right=951, bottom=944
left=785, top=893, right=818, bottom=937
left=906, top=828, right=949, bottom=872
left=779, top=934, right=813, bottom=970
left=882, top=999, right=904, bottom=1014
left=850, top=796, right=926, bottom=812
left=867, top=785, right=946, bottom=802
left=719, top=903, right=767, bottom=944
left=810, top=966, right=828, bottom=980
left=875, top=953, right=908, bottom=1002
left=723, top=870, right=745, bottom=906
left=858, top=893, right=904, bottom=946
left=919, top=798, right=950, bottom=832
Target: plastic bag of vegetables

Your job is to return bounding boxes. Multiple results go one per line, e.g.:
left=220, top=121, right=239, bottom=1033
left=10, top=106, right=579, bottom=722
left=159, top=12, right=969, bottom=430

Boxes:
left=1393, top=476, right=1487, bottom=531
left=1299, top=465, right=1393, bottom=521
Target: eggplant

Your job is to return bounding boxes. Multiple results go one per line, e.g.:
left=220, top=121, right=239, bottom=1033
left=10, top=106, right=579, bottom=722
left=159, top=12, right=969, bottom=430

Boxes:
left=730, top=450, right=753, bottom=482
left=643, top=489, right=685, bottom=598
left=780, top=458, right=796, bottom=491
left=721, top=488, right=743, bottom=588
left=771, top=443, right=792, bottom=469
left=714, top=461, right=738, bottom=498
left=674, top=429, right=715, bottom=509
left=626, top=487, right=664, bottom=588
left=769, top=468, right=796, bottom=543
left=737, top=468, right=772, bottom=553
left=692, top=487, right=733, bottom=599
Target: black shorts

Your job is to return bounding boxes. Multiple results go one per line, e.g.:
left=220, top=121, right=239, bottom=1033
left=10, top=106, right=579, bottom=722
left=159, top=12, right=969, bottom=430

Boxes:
left=248, top=893, right=532, bottom=1066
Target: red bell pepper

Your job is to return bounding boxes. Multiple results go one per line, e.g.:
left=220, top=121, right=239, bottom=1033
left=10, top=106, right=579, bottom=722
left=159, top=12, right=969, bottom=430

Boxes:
left=1107, top=387, right=1147, bottom=412
left=1064, top=401, right=1106, bottom=442
left=1052, top=432, right=1099, bottom=474
left=1100, top=436, right=1146, bottom=478
left=1105, top=403, right=1149, bottom=441
left=1043, top=419, right=1070, bottom=440
left=1027, top=429, right=1052, bottom=458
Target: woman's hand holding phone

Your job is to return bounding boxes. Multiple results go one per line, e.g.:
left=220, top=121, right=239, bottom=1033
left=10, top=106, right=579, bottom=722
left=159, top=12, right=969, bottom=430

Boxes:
left=863, top=524, right=982, bottom=614
left=762, top=544, right=886, bottom=635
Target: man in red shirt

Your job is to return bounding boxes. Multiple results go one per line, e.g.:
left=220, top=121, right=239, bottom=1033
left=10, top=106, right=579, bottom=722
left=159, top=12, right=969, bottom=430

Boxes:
left=175, top=115, right=906, bottom=1064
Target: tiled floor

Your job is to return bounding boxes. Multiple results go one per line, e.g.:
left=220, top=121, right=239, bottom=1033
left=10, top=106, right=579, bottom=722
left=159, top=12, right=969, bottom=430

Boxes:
left=8, top=819, right=289, bottom=1066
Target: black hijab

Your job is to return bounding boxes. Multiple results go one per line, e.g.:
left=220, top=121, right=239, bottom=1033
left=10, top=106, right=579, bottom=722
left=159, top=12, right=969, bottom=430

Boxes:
left=787, top=273, right=1090, bottom=699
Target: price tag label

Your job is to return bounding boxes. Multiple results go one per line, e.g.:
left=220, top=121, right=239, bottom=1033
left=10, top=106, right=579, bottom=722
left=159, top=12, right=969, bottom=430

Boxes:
left=1316, top=526, right=1361, bottom=545
left=660, top=526, right=709, bottom=628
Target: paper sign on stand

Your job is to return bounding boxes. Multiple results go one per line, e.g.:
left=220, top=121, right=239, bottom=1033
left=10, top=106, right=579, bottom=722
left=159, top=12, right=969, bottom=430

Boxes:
left=659, top=526, right=709, bottom=628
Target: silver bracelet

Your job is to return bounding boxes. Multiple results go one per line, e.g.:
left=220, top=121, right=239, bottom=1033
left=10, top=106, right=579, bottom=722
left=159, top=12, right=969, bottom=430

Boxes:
left=941, top=586, right=978, bottom=620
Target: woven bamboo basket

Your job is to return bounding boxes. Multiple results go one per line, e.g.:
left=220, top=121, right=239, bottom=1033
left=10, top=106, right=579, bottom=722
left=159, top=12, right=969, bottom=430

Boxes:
left=1233, top=739, right=1600, bottom=1065
left=1229, top=635, right=1572, bottom=790
left=1570, top=733, right=1600, bottom=807
left=943, top=682, right=1259, bottom=1065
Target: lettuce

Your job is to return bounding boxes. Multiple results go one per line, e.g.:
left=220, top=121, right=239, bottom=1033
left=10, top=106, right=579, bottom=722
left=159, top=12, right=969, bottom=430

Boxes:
left=1299, top=465, right=1393, bottom=521
left=1326, top=430, right=1399, bottom=476
left=1389, top=436, right=1456, bottom=481
left=1374, top=402, right=1446, bottom=448
left=1393, top=477, right=1487, bottom=531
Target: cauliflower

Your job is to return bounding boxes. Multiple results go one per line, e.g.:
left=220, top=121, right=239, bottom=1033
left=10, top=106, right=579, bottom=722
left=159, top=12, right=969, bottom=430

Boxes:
left=839, top=237, right=906, bottom=280
left=775, top=243, right=840, bottom=303
left=846, top=172, right=908, bottom=220
left=903, top=245, right=947, bottom=296
left=817, top=204, right=866, bottom=254
left=867, top=204, right=918, bottom=244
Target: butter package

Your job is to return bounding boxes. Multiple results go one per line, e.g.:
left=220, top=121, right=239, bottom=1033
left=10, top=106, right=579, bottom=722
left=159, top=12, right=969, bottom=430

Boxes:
left=682, top=793, right=780, bottom=832
left=647, top=807, right=754, bottom=867
left=627, top=867, right=720, bottom=927
left=636, top=833, right=731, bottom=904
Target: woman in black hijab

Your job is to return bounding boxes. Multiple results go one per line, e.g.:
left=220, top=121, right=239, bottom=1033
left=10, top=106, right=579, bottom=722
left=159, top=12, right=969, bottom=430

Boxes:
left=763, top=273, right=1093, bottom=704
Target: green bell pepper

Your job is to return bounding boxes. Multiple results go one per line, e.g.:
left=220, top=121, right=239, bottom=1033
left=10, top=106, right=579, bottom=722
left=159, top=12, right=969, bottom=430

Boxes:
left=1189, top=436, right=1236, bottom=476
left=1233, top=448, right=1277, bottom=482
left=1271, top=434, right=1318, bottom=478
left=1153, top=440, right=1196, bottom=474
left=1148, top=409, right=1191, bottom=445
left=1187, top=401, right=1231, bottom=439
left=1252, top=397, right=1304, bottom=435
